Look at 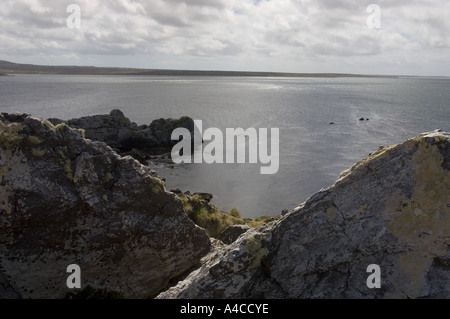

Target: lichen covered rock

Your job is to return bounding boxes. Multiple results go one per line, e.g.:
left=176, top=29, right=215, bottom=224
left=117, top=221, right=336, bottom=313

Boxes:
left=158, top=131, right=450, bottom=299
left=0, top=112, right=211, bottom=299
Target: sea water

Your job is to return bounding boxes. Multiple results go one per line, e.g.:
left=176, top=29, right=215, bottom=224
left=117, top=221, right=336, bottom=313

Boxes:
left=1, top=74, right=449, bottom=217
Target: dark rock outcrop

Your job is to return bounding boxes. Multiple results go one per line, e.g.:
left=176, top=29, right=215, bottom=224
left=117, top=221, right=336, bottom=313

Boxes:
left=158, top=131, right=450, bottom=299
left=48, top=109, right=196, bottom=162
left=218, top=224, right=251, bottom=245
left=0, top=112, right=211, bottom=299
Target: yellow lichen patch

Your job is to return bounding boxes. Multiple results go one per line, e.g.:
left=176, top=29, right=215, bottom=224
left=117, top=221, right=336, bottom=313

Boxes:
left=386, top=139, right=450, bottom=242
left=0, top=132, right=23, bottom=150
left=28, top=135, right=42, bottom=145
left=78, top=128, right=86, bottom=138
left=0, top=121, right=24, bottom=133
left=57, top=148, right=73, bottom=181
left=152, top=185, right=161, bottom=194
left=385, top=137, right=450, bottom=298
left=54, top=123, right=67, bottom=130
left=31, top=148, right=46, bottom=157
left=326, top=206, right=336, bottom=221
left=105, top=172, right=114, bottom=181
left=0, top=166, right=7, bottom=178
left=63, top=158, right=73, bottom=181
left=244, top=234, right=267, bottom=269
left=40, top=119, right=55, bottom=128
left=0, top=121, right=25, bottom=150
left=384, top=253, right=433, bottom=299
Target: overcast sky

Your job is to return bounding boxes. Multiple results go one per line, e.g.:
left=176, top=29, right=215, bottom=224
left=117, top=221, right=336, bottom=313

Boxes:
left=1, top=0, right=449, bottom=76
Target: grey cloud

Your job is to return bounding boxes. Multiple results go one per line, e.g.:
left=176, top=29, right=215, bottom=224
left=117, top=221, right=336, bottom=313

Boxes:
left=0, top=0, right=448, bottom=75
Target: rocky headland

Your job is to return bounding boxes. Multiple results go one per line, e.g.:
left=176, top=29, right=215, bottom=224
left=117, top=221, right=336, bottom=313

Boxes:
left=48, top=109, right=196, bottom=164
left=1, top=110, right=450, bottom=299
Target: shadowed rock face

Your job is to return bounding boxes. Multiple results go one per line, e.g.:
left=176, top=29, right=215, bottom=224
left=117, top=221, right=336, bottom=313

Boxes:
left=48, top=109, right=196, bottom=161
left=158, top=131, right=450, bottom=299
left=0, top=112, right=211, bottom=299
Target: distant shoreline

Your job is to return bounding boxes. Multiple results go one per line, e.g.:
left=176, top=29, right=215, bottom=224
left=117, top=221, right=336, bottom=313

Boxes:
left=0, top=60, right=396, bottom=78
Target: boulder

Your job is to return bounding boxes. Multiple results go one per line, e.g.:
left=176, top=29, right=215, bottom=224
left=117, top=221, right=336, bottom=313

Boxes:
left=218, top=224, right=251, bottom=244
left=149, top=117, right=195, bottom=147
left=158, top=131, right=450, bottom=299
left=0, top=112, right=211, bottom=299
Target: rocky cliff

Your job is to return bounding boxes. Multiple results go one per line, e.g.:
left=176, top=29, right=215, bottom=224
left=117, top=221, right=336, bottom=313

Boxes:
left=158, top=130, right=450, bottom=299
left=0, top=112, right=211, bottom=299
left=48, top=109, right=196, bottom=162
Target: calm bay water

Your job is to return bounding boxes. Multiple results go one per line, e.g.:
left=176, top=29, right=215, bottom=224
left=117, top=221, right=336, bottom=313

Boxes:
left=1, top=74, right=449, bottom=218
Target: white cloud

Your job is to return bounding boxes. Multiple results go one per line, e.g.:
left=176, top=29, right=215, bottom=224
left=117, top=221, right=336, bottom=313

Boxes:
left=0, top=0, right=449, bottom=75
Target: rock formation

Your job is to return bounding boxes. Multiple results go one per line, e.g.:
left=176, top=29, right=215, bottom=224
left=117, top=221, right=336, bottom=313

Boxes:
left=48, top=109, right=196, bottom=162
left=218, top=224, right=251, bottom=245
left=0, top=112, right=211, bottom=299
left=2, top=110, right=450, bottom=299
left=158, top=130, right=450, bottom=299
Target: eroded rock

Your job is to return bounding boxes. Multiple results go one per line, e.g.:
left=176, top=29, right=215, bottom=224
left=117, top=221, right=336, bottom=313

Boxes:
left=0, top=112, right=211, bottom=299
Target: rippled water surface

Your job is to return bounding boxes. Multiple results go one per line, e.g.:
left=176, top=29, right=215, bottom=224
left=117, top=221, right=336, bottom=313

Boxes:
left=1, top=74, right=449, bottom=217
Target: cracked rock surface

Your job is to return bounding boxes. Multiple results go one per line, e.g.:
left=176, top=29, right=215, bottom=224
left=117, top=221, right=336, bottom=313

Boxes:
left=158, top=131, right=450, bottom=299
left=0, top=112, right=211, bottom=299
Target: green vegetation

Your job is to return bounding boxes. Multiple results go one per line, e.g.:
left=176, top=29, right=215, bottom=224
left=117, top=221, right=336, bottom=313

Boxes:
left=150, top=176, right=166, bottom=194
left=175, top=191, right=279, bottom=239
left=230, top=207, right=242, bottom=218
left=246, top=215, right=279, bottom=228
left=177, top=191, right=245, bottom=238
